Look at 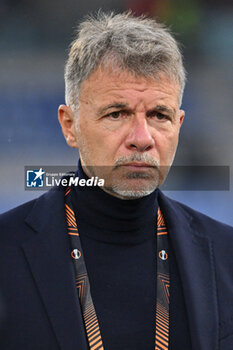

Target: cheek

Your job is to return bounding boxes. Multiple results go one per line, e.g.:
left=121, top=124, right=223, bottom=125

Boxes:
left=76, top=121, right=97, bottom=149
left=157, top=131, right=179, bottom=163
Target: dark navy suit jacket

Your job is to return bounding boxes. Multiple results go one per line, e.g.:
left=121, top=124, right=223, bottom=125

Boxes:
left=0, top=186, right=233, bottom=350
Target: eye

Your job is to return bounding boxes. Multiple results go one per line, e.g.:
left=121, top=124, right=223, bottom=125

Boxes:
left=109, top=111, right=121, bottom=119
left=105, top=111, right=126, bottom=120
left=147, top=111, right=170, bottom=121
left=156, top=112, right=168, bottom=120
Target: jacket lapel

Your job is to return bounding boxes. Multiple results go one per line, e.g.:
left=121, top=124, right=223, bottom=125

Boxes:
left=22, top=188, right=89, bottom=350
left=159, top=191, right=219, bottom=350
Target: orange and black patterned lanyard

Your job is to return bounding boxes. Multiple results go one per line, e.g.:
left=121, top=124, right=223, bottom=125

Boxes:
left=64, top=185, right=170, bottom=350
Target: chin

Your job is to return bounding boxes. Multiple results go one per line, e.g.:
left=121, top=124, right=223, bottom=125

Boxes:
left=109, top=178, right=159, bottom=199
left=101, top=171, right=164, bottom=199
left=111, top=188, right=156, bottom=200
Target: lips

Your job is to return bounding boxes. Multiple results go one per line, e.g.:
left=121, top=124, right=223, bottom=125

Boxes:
left=122, top=162, right=153, bottom=167
left=120, top=162, right=155, bottom=172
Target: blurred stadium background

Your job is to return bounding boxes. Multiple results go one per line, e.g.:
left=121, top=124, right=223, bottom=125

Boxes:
left=0, top=0, right=232, bottom=225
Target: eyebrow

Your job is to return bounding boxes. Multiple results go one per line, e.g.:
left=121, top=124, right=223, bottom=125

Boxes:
left=97, top=102, right=129, bottom=116
left=147, top=105, right=176, bottom=118
left=97, top=103, right=176, bottom=118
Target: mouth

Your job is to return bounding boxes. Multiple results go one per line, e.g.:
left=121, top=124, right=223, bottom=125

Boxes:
left=120, top=162, right=155, bottom=170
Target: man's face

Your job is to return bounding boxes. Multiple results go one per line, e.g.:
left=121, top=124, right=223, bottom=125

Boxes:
left=60, top=67, right=184, bottom=198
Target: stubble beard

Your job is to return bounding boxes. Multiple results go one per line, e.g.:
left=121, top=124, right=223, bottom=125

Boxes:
left=107, top=154, right=161, bottom=199
left=81, top=153, right=164, bottom=200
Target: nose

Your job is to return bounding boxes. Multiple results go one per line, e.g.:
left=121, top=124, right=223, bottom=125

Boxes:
left=125, top=116, right=155, bottom=152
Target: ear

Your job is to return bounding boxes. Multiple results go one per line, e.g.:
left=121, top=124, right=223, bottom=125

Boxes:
left=179, top=109, right=185, bottom=127
left=58, top=105, right=79, bottom=149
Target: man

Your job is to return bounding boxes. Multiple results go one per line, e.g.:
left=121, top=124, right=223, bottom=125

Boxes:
left=0, top=11, right=233, bottom=350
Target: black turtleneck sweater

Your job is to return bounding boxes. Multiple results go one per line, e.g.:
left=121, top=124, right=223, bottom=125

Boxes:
left=71, top=162, right=192, bottom=350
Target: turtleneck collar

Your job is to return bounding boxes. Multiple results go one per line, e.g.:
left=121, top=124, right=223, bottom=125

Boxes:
left=71, top=160, right=158, bottom=245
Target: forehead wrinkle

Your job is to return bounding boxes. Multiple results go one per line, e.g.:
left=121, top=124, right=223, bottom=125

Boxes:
left=79, top=69, right=180, bottom=113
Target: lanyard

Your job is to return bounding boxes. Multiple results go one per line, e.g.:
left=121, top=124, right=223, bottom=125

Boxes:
left=64, top=185, right=170, bottom=350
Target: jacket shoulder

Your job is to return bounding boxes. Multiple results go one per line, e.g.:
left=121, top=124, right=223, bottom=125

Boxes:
left=0, top=188, right=62, bottom=245
left=0, top=199, right=37, bottom=226
left=159, top=191, right=233, bottom=238
left=0, top=199, right=39, bottom=244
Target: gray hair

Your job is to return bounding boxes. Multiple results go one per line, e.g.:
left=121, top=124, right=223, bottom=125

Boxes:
left=65, top=11, right=186, bottom=111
